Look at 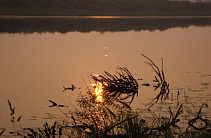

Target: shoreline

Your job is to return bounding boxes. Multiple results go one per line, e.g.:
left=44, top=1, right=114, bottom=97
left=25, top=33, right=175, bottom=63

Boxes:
left=1, top=8, right=211, bottom=17
left=1, top=15, right=211, bottom=19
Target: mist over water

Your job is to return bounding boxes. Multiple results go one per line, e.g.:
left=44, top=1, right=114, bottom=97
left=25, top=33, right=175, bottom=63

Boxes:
left=0, top=16, right=211, bottom=133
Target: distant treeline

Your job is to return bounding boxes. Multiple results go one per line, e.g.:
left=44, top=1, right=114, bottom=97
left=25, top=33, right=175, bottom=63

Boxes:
left=0, top=0, right=211, bottom=12
left=1, top=17, right=211, bottom=34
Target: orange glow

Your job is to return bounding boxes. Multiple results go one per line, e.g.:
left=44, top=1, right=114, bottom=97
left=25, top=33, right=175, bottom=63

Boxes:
left=93, top=82, right=104, bottom=103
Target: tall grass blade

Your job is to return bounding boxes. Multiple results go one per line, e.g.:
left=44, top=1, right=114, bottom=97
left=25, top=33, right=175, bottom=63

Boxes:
left=106, top=107, right=116, bottom=119
left=117, top=100, right=132, bottom=110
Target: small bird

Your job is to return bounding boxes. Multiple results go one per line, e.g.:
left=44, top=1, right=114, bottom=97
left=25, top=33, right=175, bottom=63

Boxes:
left=63, top=84, right=76, bottom=92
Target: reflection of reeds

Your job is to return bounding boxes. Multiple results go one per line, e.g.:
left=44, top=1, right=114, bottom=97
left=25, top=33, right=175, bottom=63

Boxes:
left=188, top=104, right=210, bottom=131
left=142, top=54, right=170, bottom=108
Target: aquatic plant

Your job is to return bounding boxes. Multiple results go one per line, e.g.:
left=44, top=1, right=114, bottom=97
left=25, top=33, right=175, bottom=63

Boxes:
left=91, top=66, right=139, bottom=105
left=72, top=83, right=137, bottom=137
left=7, top=99, right=22, bottom=137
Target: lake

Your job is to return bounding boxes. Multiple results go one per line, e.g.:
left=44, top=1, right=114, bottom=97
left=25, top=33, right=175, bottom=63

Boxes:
left=0, top=16, right=211, bottom=134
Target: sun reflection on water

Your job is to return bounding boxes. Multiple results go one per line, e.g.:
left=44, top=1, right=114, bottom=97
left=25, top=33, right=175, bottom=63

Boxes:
left=91, top=82, right=104, bottom=103
left=95, top=82, right=103, bottom=103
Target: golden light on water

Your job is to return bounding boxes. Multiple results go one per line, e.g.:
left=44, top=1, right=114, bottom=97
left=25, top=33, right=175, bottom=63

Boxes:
left=93, top=82, right=104, bottom=103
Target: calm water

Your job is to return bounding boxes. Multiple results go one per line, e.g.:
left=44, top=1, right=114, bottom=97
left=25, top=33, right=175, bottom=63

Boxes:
left=0, top=16, right=211, bottom=133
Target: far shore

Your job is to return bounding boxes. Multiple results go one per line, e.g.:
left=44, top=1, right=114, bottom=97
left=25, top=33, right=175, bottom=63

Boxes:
left=1, top=8, right=211, bottom=17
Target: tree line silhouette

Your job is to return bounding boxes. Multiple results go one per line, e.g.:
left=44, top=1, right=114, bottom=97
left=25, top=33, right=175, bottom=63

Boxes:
left=0, top=0, right=211, bottom=12
left=0, top=17, right=211, bottom=34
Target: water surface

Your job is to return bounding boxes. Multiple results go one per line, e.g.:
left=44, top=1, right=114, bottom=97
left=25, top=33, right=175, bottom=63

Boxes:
left=0, top=16, right=211, bottom=133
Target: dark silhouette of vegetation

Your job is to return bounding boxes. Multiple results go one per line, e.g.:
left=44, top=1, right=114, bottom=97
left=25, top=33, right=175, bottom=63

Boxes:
left=1, top=17, right=211, bottom=34
left=0, top=129, right=6, bottom=136
left=91, top=66, right=139, bottom=105
left=48, top=100, right=66, bottom=107
left=0, top=0, right=211, bottom=14
left=7, top=100, right=22, bottom=137
left=142, top=54, right=170, bottom=108
left=63, top=84, right=76, bottom=92
left=22, top=122, right=63, bottom=137
left=188, top=103, right=210, bottom=131
left=4, top=55, right=211, bottom=137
